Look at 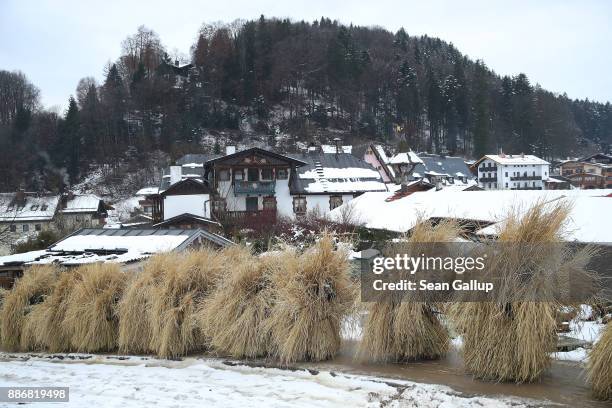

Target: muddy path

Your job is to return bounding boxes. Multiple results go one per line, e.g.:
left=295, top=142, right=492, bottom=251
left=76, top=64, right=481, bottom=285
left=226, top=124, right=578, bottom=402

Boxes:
left=296, top=340, right=608, bottom=408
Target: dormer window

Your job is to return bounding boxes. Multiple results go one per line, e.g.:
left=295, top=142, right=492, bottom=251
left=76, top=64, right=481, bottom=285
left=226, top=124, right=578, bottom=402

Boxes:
left=40, top=205, right=48, bottom=211
left=30, top=205, right=39, bottom=211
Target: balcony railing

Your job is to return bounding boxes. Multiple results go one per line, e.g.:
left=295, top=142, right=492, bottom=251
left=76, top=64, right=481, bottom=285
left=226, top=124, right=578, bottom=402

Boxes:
left=479, top=177, right=497, bottom=182
left=212, top=209, right=277, bottom=221
left=234, top=180, right=275, bottom=195
left=480, top=166, right=498, bottom=172
left=510, top=176, right=541, bottom=181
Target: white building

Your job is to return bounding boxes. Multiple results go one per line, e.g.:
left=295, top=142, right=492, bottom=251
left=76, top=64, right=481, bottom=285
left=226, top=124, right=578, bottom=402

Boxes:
left=474, top=154, right=550, bottom=190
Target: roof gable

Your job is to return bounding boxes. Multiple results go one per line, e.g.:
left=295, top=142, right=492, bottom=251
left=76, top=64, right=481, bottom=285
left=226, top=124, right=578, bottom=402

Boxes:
left=161, top=178, right=212, bottom=196
left=207, top=147, right=307, bottom=167
left=153, top=213, right=221, bottom=228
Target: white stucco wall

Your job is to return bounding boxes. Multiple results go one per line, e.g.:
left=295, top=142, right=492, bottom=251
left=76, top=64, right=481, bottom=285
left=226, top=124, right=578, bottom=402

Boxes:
left=164, top=194, right=210, bottom=219
left=478, top=159, right=550, bottom=190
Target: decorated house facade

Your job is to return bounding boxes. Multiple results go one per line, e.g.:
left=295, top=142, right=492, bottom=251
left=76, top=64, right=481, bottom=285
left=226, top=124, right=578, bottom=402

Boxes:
left=143, top=146, right=388, bottom=224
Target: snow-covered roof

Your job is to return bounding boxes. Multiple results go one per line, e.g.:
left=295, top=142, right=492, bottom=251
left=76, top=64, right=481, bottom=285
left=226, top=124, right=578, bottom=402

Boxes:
left=0, top=250, right=48, bottom=266
left=389, top=151, right=423, bottom=165
left=475, top=195, right=612, bottom=244
left=136, top=187, right=160, bottom=196
left=0, top=193, right=59, bottom=222
left=480, top=154, right=550, bottom=165
left=290, top=153, right=387, bottom=194
left=545, top=176, right=568, bottom=183
left=370, top=144, right=396, bottom=179
left=329, top=189, right=612, bottom=244
left=0, top=228, right=228, bottom=267
left=321, top=144, right=353, bottom=154
left=412, top=154, right=474, bottom=182
left=61, top=194, right=103, bottom=214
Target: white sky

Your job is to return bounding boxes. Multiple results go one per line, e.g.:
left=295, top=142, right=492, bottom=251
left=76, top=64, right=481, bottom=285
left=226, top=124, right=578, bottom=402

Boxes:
left=1, top=0, right=611, bottom=111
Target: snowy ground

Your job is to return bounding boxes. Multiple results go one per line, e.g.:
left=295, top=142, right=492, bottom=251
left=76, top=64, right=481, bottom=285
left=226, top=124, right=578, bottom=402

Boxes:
left=0, top=354, right=541, bottom=408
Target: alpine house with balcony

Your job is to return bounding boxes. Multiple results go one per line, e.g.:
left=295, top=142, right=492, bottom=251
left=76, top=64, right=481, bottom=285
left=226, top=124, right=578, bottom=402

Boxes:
left=144, top=145, right=388, bottom=223
left=204, top=147, right=307, bottom=219
left=473, top=153, right=550, bottom=190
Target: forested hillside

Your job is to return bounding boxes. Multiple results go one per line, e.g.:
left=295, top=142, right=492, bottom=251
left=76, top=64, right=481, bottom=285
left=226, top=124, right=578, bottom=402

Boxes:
left=1, top=16, right=611, bottom=191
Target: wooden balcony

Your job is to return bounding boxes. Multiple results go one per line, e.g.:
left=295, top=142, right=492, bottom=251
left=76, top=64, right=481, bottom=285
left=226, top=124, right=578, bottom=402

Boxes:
left=212, top=208, right=277, bottom=221
left=234, top=181, right=275, bottom=195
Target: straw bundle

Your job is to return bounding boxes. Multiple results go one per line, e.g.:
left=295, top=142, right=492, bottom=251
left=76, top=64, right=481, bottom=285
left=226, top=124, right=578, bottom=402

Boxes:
left=203, top=246, right=275, bottom=358
left=268, top=235, right=355, bottom=363
left=359, top=220, right=459, bottom=362
left=117, top=255, right=169, bottom=354
left=1, top=265, right=58, bottom=351
left=451, top=201, right=594, bottom=383
left=33, top=270, right=82, bottom=352
left=149, top=248, right=225, bottom=358
left=587, top=323, right=612, bottom=400
left=62, top=263, right=126, bottom=352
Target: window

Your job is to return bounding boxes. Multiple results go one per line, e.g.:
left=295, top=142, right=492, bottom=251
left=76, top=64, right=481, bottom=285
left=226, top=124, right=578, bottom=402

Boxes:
left=293, top=196, right=307, bottom=214
left=261, top=168, right=273, bottom=180
left=505, top=172, right=508, bottom=177
left=22, top=224, right=29, bottom=232
left=247, top=168, right=259, bottom=181
left=233, top=170, right=244, bottom=181
left=277, top=169, right=288, bottom=180
left=35, top=224, right=41, bottom=231
left=505, top=182, right=508, bottom=188
left=9, top=224, right=16, bottom=232
left=329, top=195, right=343, bottom=210
left=218, top=169, right=230, bottom=181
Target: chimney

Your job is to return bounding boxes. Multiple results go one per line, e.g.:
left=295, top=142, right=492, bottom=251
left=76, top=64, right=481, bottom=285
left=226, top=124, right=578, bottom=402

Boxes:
left=521, top=152, right=525, bottom=158
left=225, top=145, right=236, bottom=155
left=15, top=189, right=26, bottom=206
left=60, top=191, right=74, bottom=209
left=170, top=166, right=182, bottom=185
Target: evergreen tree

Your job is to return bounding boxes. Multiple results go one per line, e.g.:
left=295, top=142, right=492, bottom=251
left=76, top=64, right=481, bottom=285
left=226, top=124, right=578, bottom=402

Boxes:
left=56, top=96, right=80, bottom=182
left=472, top=62, right=490, bottom=159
